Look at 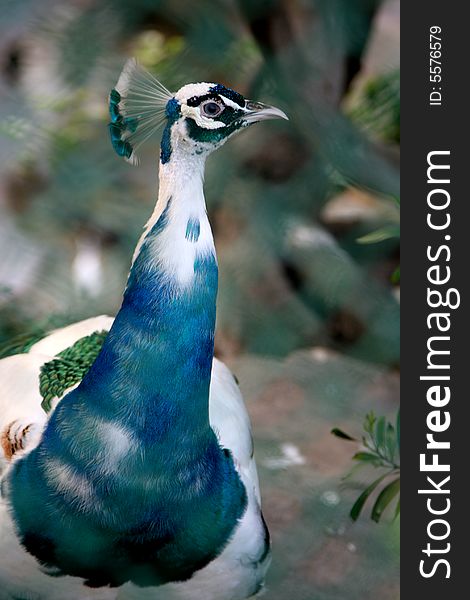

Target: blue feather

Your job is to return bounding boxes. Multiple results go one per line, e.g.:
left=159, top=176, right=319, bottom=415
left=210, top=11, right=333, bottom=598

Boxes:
left=185, top=218, right=200, bottom=242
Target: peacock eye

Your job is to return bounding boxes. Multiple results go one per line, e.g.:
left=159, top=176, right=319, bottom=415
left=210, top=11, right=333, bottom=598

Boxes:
left=201, top=100, right=224, bottom=118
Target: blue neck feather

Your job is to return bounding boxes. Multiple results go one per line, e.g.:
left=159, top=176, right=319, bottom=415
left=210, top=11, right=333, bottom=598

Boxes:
left=81, top=197, right=218, bottom=437
left=9, top=168, right=247, bottom=587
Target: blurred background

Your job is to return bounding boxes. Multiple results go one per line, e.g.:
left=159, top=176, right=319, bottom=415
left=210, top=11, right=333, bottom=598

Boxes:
left=0, top=0, right=399, bottom=598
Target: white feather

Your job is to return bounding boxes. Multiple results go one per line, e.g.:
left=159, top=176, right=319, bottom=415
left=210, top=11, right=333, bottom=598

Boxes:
left=131, top=125, right=216, bottom=286
left=115, top=59, right=172, bottom=107
left=176, top=82, right=248, bottom=130
left=0, top=354, right=49, bottom=475
left=28, top=315, right=114, bottom=357
left=113, top=59, right=172, bottom=165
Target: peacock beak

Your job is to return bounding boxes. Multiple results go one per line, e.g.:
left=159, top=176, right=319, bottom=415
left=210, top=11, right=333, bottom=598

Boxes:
left=242, top=101, right=289, bottom=123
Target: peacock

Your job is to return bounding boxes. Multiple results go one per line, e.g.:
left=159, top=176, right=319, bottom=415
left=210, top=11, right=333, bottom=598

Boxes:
left=0, top=59, right=288, bottom=600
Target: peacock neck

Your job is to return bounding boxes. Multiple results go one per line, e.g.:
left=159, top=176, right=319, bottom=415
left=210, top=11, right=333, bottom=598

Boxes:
left=8, top=149, right=247, bottom=580
left=79, top=149, right=218, bottom=442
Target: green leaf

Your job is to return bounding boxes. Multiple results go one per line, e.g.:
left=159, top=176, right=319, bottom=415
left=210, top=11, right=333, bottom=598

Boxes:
left=331, top=428, right=356, bottom=441
left=371, top=478, right=400, bottom=523
left=394, top=496, right=401, bottom=520
left=350, top=473, right=388, bottom=522
left=364, top=412, right=376, bottom=435
left=374, top=416, right=386, bottom=452
left=342, top=462, right=369, bottom=481
left=385, top=423, right=396, bottom=464
left=357, top=225, right=400, bottom=245
left=396, top=409, right=400, bottom=453
left=391, top=265, right=400, bottom=284
left=352, top=452, right=381, bottom=465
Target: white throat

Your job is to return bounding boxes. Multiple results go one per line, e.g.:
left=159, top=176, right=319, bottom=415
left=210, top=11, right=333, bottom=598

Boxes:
left=131, top=141, right=216, bottom=287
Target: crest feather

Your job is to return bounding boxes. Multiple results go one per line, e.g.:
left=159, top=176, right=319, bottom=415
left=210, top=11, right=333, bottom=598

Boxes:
left=108, top=59, right=173, bottom=165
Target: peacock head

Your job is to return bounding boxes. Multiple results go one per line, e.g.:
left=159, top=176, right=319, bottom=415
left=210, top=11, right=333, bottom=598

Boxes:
left=109, top=59, right=288, bottom=165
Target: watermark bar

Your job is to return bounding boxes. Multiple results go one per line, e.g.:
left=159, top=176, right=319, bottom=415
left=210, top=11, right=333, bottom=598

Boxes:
left=402, top=3, right=469, bottom=597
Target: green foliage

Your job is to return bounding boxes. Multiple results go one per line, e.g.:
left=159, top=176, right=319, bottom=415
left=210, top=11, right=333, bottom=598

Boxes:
left=349, top=70, right=400, bottom=143
left=356, top=196, right=400, bottom=283
left=332, top=410, right=400, bottom=522
left=391, top=265, right=400, bottom=284
left=356, top=224, right=400, bottom=245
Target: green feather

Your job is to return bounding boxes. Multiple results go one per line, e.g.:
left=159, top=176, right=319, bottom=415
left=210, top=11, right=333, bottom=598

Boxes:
left=0, top=331, right=47, bottom=359
left=39, top=330, right=108, bottom=413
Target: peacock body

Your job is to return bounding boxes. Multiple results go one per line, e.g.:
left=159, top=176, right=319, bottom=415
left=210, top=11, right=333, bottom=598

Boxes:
left=0, top=60, right=287, bottom=600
